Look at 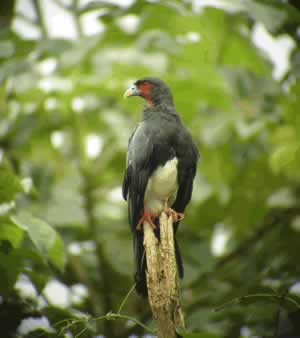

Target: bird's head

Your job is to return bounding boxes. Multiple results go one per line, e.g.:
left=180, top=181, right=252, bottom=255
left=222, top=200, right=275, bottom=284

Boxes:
left=124, top=77, right=174, bottom=108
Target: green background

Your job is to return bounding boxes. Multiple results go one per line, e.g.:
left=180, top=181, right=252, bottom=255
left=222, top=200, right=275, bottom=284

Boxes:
left=0, top=0, right=300, bottom=337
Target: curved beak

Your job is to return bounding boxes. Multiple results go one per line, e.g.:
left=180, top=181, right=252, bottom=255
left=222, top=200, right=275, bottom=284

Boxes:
left=123, top=84, right=140, bottom=98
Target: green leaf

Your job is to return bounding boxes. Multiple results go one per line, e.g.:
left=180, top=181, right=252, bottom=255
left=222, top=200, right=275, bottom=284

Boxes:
left=0, top=168, right=22, bottom=203
left=0, top=221, right=24, bottom=248
left=242, top=0, right=286, bottom=32
left=0, top=249, right=24, bottom=294
left=11, top=212, right=65, bottom=271
left=270, top=143, right=300, bottom=177
left=48, top=234, right=65, bottom=271
left=223, top=32, right=270, bottom=75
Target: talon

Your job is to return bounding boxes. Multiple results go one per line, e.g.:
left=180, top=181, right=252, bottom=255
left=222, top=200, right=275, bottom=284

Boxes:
left=136, top=207, right=158, bottom=230
left=163, top=199, right=184, bottom=222
left=167, top=208, right=184, bottom=222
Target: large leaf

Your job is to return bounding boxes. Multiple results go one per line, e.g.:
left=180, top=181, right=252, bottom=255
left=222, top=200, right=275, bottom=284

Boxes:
left=0, top=249, right=24, bottom=294
left=0, top=221, right=24, bottom=248
left=0, top=168, right=22, bottom=203
left=11, top=212, right=65, bottom=271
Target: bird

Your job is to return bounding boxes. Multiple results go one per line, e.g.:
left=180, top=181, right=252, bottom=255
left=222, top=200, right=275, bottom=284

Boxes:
left=122, top=77, right=199, bottom=296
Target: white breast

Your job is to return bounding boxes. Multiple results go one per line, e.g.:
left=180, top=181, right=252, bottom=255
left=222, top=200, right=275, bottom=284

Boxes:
left=144, top=157, right=178, bottom=213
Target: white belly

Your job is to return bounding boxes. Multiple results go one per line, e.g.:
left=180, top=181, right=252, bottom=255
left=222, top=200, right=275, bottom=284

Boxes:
left=144, top=157, right=178, bottom=213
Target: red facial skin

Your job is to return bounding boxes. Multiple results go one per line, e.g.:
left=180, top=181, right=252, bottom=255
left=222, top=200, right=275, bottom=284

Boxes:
left=137, top=82, right=155, bottom=106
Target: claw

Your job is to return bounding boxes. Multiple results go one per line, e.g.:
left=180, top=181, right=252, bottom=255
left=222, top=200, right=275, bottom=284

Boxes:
left=165, top=208, right=184, bottom=222
left=163, top=199, right=184, bottom=222
left=136, top=207, right=158, bottom=230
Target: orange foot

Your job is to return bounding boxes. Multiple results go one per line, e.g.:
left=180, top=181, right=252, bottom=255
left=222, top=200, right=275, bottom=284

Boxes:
left=136, top=207, right=158, bottom=231
left=165, top=208, right=184, bottom=222
left=164, top=200, right=184, bottom=222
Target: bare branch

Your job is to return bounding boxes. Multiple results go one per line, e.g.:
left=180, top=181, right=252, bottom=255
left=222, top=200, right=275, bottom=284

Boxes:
left=144, top=212, right=184, bottom=338
left=190, top=207, right=300, bottom=291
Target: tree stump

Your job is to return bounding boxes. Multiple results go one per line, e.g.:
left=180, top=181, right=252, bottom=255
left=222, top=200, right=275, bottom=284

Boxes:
left=143, top=212, right=185, bottom=338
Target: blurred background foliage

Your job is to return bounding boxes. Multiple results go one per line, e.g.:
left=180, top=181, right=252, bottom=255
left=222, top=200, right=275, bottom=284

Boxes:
left=0, top=0, right=300, bottom=337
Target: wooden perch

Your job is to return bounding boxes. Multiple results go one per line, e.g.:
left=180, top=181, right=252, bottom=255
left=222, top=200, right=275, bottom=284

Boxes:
left=143, top=212, right=185, bottom=338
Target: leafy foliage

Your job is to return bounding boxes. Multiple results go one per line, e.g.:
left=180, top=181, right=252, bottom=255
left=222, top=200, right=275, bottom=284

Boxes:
left=0, top=0, right=300, bottom=337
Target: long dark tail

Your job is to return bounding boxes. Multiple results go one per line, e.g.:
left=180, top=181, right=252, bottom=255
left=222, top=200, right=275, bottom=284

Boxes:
left=133, top=231, right=148, bottom=296
left=134, top=231, right=184, bottom=297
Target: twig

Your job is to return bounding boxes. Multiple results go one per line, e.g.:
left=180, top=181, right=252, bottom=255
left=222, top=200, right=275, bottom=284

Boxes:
left=117, top=283, right=136, bottom=314
left=54, top=283, right=152, bottom=336
left=55, top=311, right=155, bottom=336
left=144, top=212, right=185, bottom=338
left=75, top=326, right=88, bottom=338
left=273, top=290, right=288, bottom=338
left=190, top=208, right=300, bottom=290
left=93, top=312, right=155, bottom=333
left=214, top=293, right=300, bottom=312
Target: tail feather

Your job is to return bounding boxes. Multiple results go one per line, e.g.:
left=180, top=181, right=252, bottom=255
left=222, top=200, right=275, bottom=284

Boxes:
left=133, top=232, right=148, bottom=297
left=175, top=237, right=184, bottom=278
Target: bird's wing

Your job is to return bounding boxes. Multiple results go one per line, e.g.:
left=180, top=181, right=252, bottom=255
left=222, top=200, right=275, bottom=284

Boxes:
left=172, top=164, right=197, bottom=213
left=122, top=124, right=138, bottom=201
left=122, top=122, right=156, bottom=232
left=172, top=132, right=199, bottom=220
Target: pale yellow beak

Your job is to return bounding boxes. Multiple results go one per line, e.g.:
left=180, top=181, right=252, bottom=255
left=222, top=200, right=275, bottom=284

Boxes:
left=123, top=84, right=139, bottom=98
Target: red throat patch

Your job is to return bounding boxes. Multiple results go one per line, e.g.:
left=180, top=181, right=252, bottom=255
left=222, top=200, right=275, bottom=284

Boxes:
left=138, top=82, right=155, bottom=106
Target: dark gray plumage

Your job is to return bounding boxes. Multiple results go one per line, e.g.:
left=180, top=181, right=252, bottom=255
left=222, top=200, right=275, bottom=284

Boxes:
left=122, top=77, right=199, bottom=295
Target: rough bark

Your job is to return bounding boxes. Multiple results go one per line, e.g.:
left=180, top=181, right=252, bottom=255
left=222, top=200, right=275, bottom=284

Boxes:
left=143, top=212, right=185, bottom=338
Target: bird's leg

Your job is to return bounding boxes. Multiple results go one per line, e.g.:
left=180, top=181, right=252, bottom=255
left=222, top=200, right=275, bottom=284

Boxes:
left=136, top=206, right=158, bottom=231
left=163, top=199, right=184, bottom=222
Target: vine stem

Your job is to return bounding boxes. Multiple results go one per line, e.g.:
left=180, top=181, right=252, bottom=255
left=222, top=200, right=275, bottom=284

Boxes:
left=117, top=283, right=136, bottom=314
left=55, top=284, right=154, bottom=336
left=92, top=312, right=155, bottom=334
left=214, top=293, right=300, bottom=312
left=57, top=312, right=155, bottom=337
